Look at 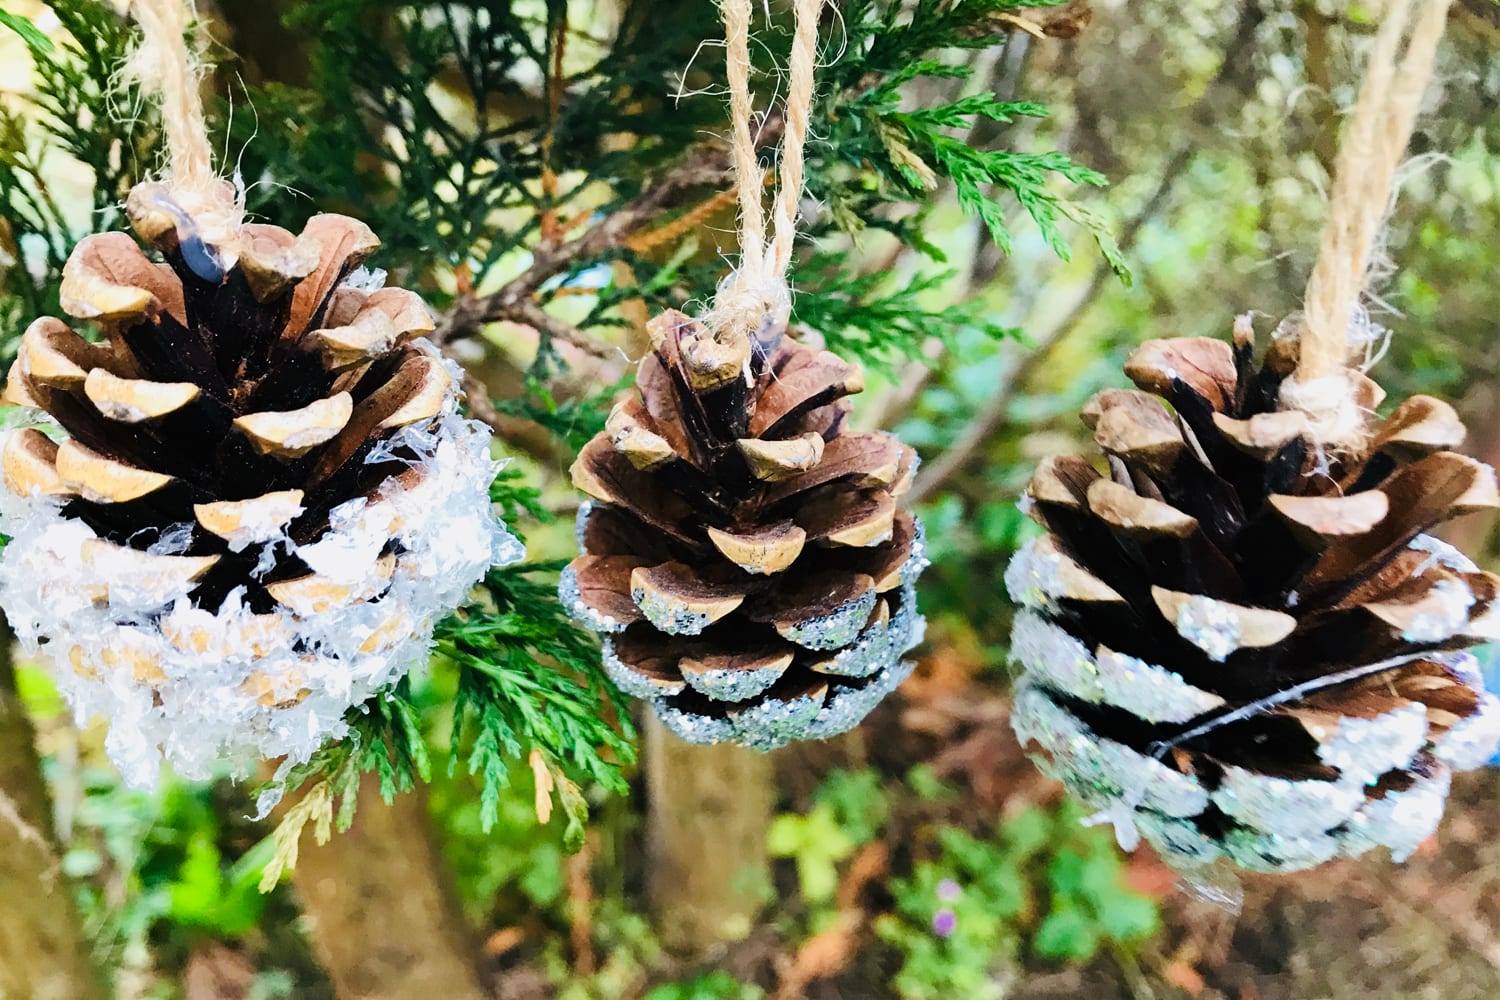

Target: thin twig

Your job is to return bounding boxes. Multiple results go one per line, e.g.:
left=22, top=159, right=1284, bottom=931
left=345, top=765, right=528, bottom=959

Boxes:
left=431, top=123, right=784, bottom=347
left=509, top=299, right=622, bottom=362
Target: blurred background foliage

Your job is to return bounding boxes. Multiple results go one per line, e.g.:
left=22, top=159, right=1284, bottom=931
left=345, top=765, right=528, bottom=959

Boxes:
left=2, top=1, right=1500, bottom=998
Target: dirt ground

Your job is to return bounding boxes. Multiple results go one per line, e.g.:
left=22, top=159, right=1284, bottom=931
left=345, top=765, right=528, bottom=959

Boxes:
left=1012, top=769, right=1500, bottom=1000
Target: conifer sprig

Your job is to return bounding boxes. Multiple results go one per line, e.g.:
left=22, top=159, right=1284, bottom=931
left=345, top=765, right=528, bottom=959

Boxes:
left=0, top=0, right=1122, bottom=862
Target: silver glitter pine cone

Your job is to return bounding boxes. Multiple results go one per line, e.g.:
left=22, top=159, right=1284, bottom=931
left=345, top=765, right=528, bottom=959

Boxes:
left=561, top=309, right=927, bottom=750
left=1008, top=317, right=1500, bottom=873
left=0, top=184, right=522, bottom=787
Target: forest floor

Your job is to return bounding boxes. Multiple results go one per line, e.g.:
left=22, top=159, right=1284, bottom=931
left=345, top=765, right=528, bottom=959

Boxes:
left=1016, top=766, right=1500, bottom=1000
left=751, top=650, right=1500, bottom=1000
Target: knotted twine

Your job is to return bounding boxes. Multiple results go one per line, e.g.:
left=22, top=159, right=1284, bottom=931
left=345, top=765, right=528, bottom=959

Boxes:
left=702, top=0, right=825, bottom=351
left=1281, top=0, right=1453, bottom=448
left=124, top=0, right=244, bottom=252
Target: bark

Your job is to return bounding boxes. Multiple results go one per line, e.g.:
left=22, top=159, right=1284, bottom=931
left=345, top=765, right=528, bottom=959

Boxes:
left=0, top=634, right=107, bottom=1000
left=645, top=716, right=774, bottom=954
left=286, top=776, right=491, bottom=1000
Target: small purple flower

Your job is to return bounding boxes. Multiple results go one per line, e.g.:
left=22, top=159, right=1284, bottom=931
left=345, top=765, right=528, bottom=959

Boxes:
left=931, top=909, right=957, bottom=939
left=936, top=878, right=961, bottom=902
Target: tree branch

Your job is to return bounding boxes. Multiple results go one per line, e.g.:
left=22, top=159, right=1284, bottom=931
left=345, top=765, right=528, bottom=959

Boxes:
left=906, top=146, right=1192, bottom=505
left=430, top=131, right=777, bottom=347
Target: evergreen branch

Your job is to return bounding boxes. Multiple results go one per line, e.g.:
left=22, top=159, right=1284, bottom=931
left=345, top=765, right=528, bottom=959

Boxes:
left=907, top=145, right=1192, bottom=503
left=440, top=561, right=636, bottom=846
left=430, top=136, right=771, bottom=346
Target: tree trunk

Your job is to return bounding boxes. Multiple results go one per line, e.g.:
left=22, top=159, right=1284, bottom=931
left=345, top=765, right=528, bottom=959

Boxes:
left=645, top=715, right=774, bottom=954
left=0, top=634, right=107, bottom=1000
left=287, top=776, right=491, bottom=1000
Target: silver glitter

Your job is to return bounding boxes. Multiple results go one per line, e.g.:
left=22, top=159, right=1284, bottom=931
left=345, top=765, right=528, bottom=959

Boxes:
left=1311, top=702, right=1428, bottom=785
left=1004, top=536, right=1058, bottom=609
left=631, top=583, right=718, bottom=636
left=1082, top=800, right=1141, bottom=852
left=1219, top=825, right=1340, bottom=873
left=729, top=688, right=827, bottom=750
left=1011, top=682, right=1210, bottom=818
left=1400, top=577, right=1474, bottom=643
left=601, top=639, right=685, bottom=700
left=1433, top=691, right=1500, bottom=770
left=656, top=699, right=735, bottom=744
left=1095, top=645, right=1225, bottom=724
left=816, top=584, right=921, bottom=678
left=1408, top=533, right=1479, bottom=574
left=1434, top=649, right=1483, bottom=687
left=816, top=613, right=891, bottom=678
left=1336, top=765, right=1451, bottom=862
left=1135, top=811, right=1223, bottom=867
left=899, top=520, right=930, bottom=587
left=1173, top=594, right=1242, bottom=662
left=1010, top=613, right=1222, bottom=724
left=574, top=501, right=594, bottom=552
left=1009, top=611, right=1101, bottom=700
left=1210, top=765, right=1364, bottom=840
left=680, top=660, right=787, bottom=701
left=805, top=658, right=917, bottom=740
left=777, top=586, right=879, bottom=651
left=559, top=564, right=632, bottom=633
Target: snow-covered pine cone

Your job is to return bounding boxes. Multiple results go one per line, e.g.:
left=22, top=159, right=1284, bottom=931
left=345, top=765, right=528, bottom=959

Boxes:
left=1008, top=317, right=1500, bottom=873
left=0, top=184, right=522, bottom=786
left=562, top=309, right=927, bottom=749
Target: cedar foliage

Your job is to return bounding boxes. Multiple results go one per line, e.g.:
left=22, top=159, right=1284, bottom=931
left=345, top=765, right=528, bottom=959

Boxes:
left=0, top=0, right=1118, bottom=850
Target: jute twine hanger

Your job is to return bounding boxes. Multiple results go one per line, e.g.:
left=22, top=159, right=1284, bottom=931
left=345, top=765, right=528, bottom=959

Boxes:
left=1280, top=0, right=1454, bottom=449
left=124, top=0, right=244, bottom=260
left=701, top=0, right=826, bottom=355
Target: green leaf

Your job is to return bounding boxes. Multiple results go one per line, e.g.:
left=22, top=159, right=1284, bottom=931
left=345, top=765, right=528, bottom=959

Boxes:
left=767, top=804, right=857, bottom=905
left=1032, top=903, right=1100, bottom=962
left=0, top=10, right=54, bottom=54
left=998, top=807, right=1051, bottom=861
left=1095, top=893, right=1161, bottom=944
left=518, top=842, right=566, bottom=906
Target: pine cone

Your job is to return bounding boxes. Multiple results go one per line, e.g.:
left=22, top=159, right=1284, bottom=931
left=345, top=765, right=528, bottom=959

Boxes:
left=0, top=184, right=522, bottom=786
left=561, top=310, right=927, bottom=749
left=1008, top=317, right=1500, bottom=873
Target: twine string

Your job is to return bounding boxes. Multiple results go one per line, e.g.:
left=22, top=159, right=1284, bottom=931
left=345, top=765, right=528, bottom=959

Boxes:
left=1283, top=0, right=1454, bottom=446
left=707, top=0, right=825, bottom=345
left=128, top=0, right=215, bottom=196
left=767, top=0, right=821, bottom=278
left=723, top=0, right=767, bottom=280
left=124, top=0, right=243, bottom=257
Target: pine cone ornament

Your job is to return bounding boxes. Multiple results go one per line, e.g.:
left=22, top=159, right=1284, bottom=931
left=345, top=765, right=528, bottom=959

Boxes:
left=561, top=310, right=927, bottom=749
left=1007, top=317, right=1500, bottom=873
left=0, top=184, right=523, bottom=786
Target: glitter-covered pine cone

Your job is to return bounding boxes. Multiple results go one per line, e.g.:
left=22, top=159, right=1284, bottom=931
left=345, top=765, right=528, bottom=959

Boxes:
left=0, top=184, right=522, bottom=786
left=561, top=309, right=927, bottom=749
left=1007, top=318, right=1500, bottom=874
